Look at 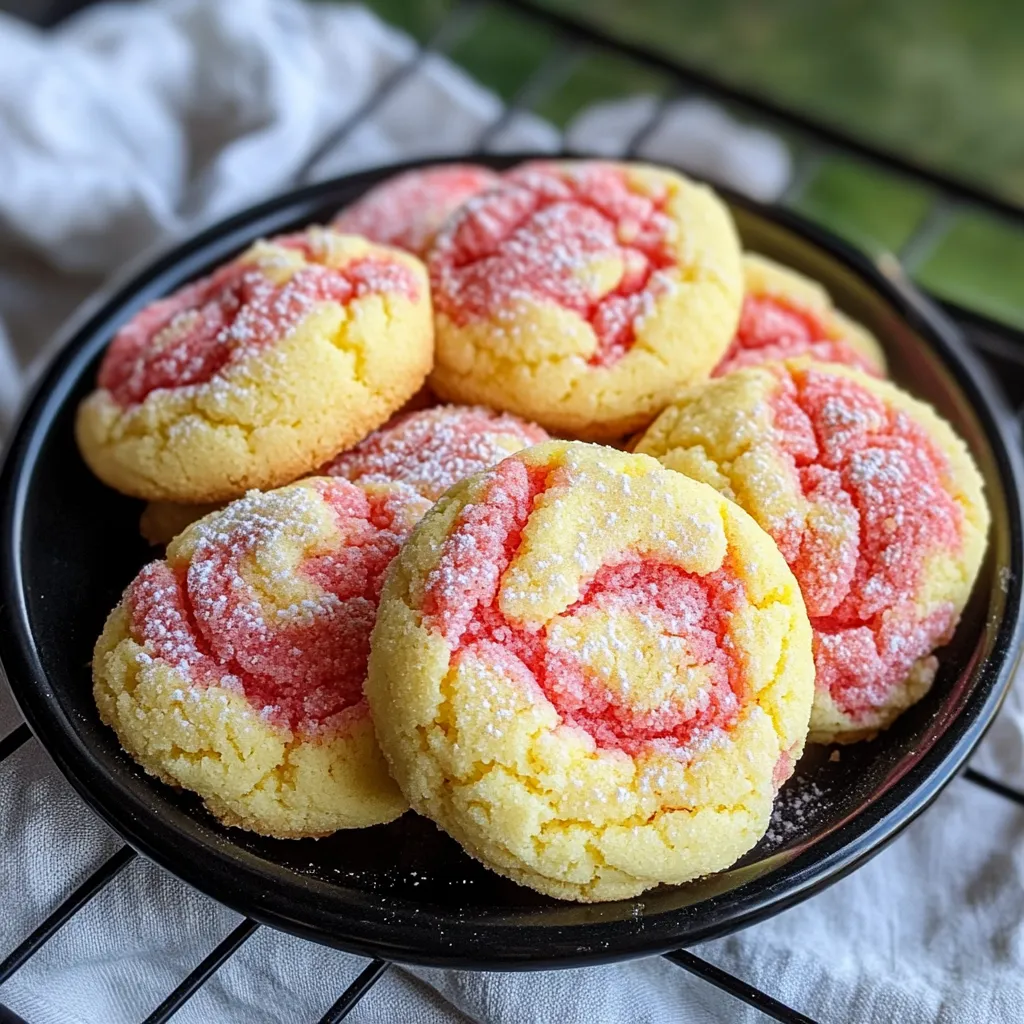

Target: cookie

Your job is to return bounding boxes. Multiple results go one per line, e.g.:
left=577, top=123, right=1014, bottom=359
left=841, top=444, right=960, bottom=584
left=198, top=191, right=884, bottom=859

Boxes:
left=366, top=440, right=813, bottom=901
left=323, top=404, right=548, bottom=501
left=714, top=254, right=886, bottom=377
left=77, top=227, right=433, bottom=503
left=93, top=477, right=432, bottom=837
left=138, top=386, right=444, bottom=547
left=427, top=160, right=743, bottom=438
left=333, top=164, right=501, bottom=256
left=635, top=358, right=989, bottom=743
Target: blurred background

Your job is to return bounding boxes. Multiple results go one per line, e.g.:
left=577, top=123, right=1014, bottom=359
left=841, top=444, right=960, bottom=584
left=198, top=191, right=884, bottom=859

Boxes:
left=3, top=0, right=1023, bottom=333
left=377, top=0, right=1024, bottom=332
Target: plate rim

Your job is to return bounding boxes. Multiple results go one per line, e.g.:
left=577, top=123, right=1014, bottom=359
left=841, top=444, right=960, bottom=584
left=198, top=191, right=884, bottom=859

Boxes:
left=2, top=153, right=1023, bottom=969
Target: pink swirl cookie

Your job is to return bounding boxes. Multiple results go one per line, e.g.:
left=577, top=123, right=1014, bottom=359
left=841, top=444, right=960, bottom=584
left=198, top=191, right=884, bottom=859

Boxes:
left=93, top=477, right=432, bottom=837
left=77, top=228, right=433, bottom=502
left=636, top=359, right=989, bottom=742
left=713, top=254, right=886, bottom=377
left=332, top=164, right=502, bottom=256
left=368, top=441, right=813, bottom=900
left=323, top=404, right=548, bottom=501
left=427, top=159, right=743, bottom=438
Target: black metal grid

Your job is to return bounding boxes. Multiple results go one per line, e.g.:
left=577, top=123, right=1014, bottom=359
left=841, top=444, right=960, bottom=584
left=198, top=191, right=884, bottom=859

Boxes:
left=4, top=1, right=1024, bottom=1021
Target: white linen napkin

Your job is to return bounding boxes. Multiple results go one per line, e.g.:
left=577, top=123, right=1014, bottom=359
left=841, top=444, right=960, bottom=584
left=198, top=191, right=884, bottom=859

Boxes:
left=0, top=2, right=1020, bottom=1022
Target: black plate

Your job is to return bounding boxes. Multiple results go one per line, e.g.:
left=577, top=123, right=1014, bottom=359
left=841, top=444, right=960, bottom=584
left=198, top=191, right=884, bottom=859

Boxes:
left=2, top=155, right=1023, bottom=970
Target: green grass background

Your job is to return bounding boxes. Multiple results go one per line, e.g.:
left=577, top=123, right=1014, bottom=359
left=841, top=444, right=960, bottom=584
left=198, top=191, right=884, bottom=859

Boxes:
left=362, top=0, right=1024, bottom=329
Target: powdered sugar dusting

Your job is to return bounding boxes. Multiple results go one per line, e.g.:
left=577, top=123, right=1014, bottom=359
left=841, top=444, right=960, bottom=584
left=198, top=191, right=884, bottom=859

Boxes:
left=763, top=776, right=826, bottom=849
left=323, top=404, right=548, bottom=501
left=766, top=364, right=964, bottom=718
left=429, top=162, right=676, bottom=367
left=99, top=228, right=419, bottom=408
left=421, top=454, right=748, bottom=757
left=127, top=479, right=430, bottom=735
left=332, top=164, right=501, bottom=255
left=714, top=295, right=882, bottom=377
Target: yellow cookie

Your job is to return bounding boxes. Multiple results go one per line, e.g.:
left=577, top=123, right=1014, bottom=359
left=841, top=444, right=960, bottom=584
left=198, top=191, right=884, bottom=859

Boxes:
left=635, top=358, right=989, bottom=743
left=367, top=440, right=813, bottom=901
left=94, top=477, right=432, bottom=837
left=77, top=228, right=433, bottom=503
left=323, top=403, right=548, bottom=501
left=137, top=386, right=447, bottom=546
left=427, top=160, right=743, bottom=439
left=713, top=254, right=886, bottom=377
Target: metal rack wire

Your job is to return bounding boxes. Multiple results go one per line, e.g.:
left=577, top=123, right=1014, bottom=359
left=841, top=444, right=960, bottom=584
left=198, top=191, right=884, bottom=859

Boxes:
left=3, top=1, right=1024, bottom=1021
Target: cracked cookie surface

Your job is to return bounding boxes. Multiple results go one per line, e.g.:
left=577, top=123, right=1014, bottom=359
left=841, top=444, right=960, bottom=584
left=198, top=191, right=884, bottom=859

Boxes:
left=77, top=227, right=433, bottom=502
left=713, top=254, right=886, bottom=378
left=426, top=160, right=743, bottom=439
left=635, top=358, right=989, bottom=743
left=93, top=477, right=430, bottom=837
left=366, top=440, right=813, bottom=901
left=323, top=403, right=548, bottom=501
left=332, top=164, right=501, bottom=256
left=138, top=404, right=546, bottom=547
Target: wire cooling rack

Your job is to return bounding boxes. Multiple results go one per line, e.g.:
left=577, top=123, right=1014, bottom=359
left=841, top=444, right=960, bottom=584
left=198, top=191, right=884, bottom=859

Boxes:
left=3, top=2, right=1024, bottom=1022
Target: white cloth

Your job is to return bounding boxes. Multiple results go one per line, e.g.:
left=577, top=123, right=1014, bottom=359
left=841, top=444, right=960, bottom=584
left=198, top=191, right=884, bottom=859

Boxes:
left=0, top=2, right=1020, bottom=1022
